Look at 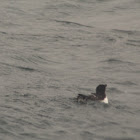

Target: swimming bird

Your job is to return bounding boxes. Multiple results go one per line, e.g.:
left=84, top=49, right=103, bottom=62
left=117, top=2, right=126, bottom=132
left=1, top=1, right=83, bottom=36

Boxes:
left=77, top=84, right=108, bottom=104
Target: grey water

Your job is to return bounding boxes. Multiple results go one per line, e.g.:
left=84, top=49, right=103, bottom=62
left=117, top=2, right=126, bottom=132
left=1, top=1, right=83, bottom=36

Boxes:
left=0, top=0, right=140, bottom=140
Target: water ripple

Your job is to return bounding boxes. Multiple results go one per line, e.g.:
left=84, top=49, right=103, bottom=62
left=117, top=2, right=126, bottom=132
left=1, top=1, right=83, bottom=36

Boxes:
left=54, top=20, right=93, bottom=28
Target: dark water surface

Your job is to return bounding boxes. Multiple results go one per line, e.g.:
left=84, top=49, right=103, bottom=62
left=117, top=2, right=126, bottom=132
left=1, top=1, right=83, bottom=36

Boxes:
left=0, top=0, right=140, bottom=140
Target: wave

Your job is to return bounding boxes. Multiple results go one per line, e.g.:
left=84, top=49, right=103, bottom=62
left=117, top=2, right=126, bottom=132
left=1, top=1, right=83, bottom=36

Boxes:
left=54, top=20, right=93, bottom=28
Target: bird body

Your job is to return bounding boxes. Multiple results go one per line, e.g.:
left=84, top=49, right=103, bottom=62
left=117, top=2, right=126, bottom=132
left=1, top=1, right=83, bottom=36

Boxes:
left=77, top=84, right=108, bottom=104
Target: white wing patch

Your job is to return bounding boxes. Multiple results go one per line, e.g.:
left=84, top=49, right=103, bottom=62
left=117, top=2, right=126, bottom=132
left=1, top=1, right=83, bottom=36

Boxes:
left=100, top=96, right=108, bottom=104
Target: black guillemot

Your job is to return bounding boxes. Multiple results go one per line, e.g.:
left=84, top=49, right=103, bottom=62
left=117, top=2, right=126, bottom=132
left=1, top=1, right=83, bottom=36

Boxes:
left=77, top=84, right=108, bottom=104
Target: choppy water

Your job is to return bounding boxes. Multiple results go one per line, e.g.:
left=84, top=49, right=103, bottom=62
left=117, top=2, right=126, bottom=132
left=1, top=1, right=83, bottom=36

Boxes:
left=0, top=0, right=140, bottom=140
